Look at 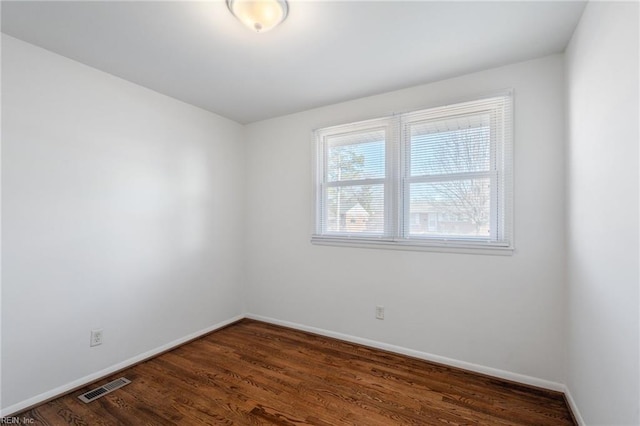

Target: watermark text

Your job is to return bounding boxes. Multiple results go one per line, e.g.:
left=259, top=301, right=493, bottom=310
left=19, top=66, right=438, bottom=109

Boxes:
left=0, top=417, right=35, bottom=424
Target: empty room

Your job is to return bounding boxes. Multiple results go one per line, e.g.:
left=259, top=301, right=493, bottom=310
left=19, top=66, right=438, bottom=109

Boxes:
left=1, top=0, right=638, bottom=425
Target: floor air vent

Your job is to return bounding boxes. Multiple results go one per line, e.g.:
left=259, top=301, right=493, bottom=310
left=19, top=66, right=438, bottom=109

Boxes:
left=78, top=377, right=131, bottom=403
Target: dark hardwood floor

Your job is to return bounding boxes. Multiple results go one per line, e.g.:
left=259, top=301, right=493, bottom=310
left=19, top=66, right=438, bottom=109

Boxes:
left=20, top=319, right=576, bottom=425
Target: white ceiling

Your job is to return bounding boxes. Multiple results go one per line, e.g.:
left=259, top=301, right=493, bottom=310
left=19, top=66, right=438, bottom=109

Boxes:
left=1, top=1, right=586, bottom=124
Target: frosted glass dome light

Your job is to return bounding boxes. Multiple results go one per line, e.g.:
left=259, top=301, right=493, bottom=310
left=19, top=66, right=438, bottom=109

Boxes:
left=227, top=0, right=289, bottom=33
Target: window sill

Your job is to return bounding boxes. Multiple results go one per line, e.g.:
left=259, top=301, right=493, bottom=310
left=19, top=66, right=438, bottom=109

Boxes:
left=311, top=235, right=514, bottom=256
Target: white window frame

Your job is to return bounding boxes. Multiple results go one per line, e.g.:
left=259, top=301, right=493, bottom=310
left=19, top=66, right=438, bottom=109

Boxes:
left=312, top=91, right=514, bottom=255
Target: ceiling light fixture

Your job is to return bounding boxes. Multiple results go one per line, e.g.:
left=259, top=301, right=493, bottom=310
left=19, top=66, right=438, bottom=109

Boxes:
left=227, top=0, right=289, bottom=33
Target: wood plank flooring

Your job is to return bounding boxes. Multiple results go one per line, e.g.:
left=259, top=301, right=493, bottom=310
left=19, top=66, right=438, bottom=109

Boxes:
left=19, top=319, right=576, bottom=425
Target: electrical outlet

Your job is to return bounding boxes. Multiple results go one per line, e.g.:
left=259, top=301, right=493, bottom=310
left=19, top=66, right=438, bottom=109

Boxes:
left=376, top=305, right=385, bottom=320
left=90, top=329, right=103, bottom=347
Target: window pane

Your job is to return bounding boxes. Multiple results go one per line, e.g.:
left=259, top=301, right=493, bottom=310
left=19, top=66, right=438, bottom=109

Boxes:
left=327, top=131, right=385, bottom=182
left=314, top=94, right=512, bottom=249
left=326, top=184, right=384, bottom=234
left=410, top=115, right=490, bottom=176
left=408, top=179, right=491, bottom=238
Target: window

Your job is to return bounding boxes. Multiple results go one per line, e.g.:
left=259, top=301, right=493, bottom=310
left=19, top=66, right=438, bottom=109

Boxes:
left=313, top=92, right=513, bottom=253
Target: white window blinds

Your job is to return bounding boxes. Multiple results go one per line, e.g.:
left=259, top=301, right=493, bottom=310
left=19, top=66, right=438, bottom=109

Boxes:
left=313, top=92, right=513, bottom=253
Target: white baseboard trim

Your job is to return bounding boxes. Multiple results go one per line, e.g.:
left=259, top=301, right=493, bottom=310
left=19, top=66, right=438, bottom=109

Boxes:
left=245, top=313, right=566, bottom=393
left=0, top=314, right=244, bottom=418
left=562, top=385, right=586, bottom=426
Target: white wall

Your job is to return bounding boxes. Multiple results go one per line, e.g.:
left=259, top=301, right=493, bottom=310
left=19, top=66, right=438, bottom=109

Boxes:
left=244, top=55, right=567, bottom=384
left=1, top=36, right=245, bottom=411
left=565, top=2, right=640, bottom=425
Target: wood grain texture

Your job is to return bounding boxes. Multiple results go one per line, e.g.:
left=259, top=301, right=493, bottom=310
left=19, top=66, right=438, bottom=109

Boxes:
left=19, top=319, right=576, bottom=425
